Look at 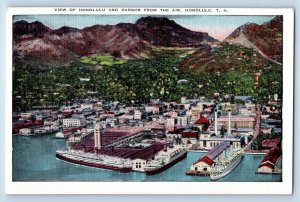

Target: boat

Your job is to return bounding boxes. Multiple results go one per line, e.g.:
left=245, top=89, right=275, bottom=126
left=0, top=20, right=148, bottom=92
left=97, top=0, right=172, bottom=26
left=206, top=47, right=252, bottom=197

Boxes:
left=210, top=148, right=243, bottom=181
left=56, top=150, right=133, bottom=173
left=144, top=145, right=187, bottom=175
left=53, top=131, right=68, bottom=139
left=63, top=127, right=82, bottom=134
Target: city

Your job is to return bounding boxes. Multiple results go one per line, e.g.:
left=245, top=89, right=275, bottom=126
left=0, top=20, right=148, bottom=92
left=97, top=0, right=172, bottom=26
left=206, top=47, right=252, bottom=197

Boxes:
left=12, top=15, right=283, bottom=182
left=13, top=92, right=282, bottom=180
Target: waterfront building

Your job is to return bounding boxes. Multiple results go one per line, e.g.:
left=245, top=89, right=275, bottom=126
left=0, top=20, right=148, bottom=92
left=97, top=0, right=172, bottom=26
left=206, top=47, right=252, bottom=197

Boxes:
left=258, top=147, right=282, bottom=174
left=63, top=118, right=85, bottom=128
left=19, top=128, right=34, bottom=135
left=132, top=158, right=147, bottom=172
left=188, top=141, right=230, bottom=174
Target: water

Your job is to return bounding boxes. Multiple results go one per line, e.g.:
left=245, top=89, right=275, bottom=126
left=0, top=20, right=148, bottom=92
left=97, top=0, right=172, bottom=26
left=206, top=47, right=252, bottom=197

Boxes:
left=12, top=134, right=282, bottom=182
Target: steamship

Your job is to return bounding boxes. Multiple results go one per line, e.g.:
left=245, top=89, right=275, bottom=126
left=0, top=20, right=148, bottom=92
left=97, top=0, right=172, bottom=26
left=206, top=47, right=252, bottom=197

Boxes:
left=210, top=148, right=243, bottom=181
left=144, top=145, right=187, bottom=175
left=56, top=150, right=133, bottom=172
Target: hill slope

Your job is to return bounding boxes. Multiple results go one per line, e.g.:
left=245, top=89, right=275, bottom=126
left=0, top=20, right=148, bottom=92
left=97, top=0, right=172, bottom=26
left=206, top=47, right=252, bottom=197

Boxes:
left=224, top=16, right=283, bottom=64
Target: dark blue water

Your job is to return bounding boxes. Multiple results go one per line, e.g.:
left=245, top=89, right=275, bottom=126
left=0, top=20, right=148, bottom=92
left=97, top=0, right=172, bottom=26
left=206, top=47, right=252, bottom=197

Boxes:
left=12, top=134, right=282, bottom=182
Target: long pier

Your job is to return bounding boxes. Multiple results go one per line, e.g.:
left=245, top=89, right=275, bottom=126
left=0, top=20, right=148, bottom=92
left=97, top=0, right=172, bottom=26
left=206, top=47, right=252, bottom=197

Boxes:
left=103, top=130, right=152, bottom=148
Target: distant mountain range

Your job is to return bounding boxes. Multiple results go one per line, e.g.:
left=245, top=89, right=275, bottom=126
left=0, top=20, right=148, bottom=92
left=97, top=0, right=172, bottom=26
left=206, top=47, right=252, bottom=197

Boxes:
left=13, top=16, right=283, bottom=69
left=13, top=16, right=216, bottom=66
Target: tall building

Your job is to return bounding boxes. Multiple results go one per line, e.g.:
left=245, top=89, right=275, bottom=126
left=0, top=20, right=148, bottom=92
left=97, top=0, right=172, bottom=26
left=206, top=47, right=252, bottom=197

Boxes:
left=94, top=123, right=101, bottom=150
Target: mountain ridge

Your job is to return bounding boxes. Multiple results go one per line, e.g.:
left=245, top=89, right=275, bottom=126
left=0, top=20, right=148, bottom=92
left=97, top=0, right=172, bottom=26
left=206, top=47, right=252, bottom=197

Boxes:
left=224, top=15, right=283, bottom=64
left=13, top=16, right=217, bottom=67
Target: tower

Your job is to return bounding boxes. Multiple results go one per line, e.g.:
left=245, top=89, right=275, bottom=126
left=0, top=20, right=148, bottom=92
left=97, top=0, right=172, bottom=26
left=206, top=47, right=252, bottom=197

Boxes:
left=94, top=123, right=101, bottom=151
left=228, top=109, right=231, bottom=136
left=214, top=109, right=218, bottom=135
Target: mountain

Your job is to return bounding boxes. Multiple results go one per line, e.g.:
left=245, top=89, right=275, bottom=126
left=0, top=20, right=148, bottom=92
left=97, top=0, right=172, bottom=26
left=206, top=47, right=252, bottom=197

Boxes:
left=179, top=43, right=274, bottom=73
left=13, top=20, right=52, bottom=40
left=13, top=17, right=216, bottom=67
left=224, top=16, right=283, bottom=64
left=135, top=17, right=216, bottom=46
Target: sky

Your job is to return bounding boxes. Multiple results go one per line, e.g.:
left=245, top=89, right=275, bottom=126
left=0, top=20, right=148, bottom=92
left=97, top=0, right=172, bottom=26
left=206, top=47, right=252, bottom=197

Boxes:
left=13, top=15, right=275, bottom=41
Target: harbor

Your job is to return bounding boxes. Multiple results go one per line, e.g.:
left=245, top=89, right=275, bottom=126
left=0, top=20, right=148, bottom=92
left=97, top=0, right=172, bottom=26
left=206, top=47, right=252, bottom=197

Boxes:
left=12, top=134, right=281, bottom=182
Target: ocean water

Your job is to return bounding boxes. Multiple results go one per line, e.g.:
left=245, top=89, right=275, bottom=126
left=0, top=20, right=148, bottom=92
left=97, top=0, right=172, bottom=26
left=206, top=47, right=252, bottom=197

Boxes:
left=12, top=134, right=282, bottom=182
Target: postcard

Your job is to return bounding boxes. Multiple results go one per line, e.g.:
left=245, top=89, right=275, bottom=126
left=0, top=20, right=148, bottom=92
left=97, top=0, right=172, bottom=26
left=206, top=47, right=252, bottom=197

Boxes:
left=5, top=7, right=294, bottom=194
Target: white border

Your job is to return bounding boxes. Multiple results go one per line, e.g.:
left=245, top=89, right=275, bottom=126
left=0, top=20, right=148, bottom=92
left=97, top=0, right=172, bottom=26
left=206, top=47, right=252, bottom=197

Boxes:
left=5, top=7, right=294, bottom=195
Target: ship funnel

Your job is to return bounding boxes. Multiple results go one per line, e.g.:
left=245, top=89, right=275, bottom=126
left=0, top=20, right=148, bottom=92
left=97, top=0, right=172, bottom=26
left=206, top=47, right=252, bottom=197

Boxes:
left=228, top=109, right=231, bottom=136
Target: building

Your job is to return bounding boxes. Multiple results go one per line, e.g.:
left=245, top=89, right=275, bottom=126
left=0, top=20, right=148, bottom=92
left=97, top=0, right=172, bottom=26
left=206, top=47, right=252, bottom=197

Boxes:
left=190, top=156, right=214, bottom=173
left=261, top=139, right=281, bottom=149
left=194, top=115, right=210, bottom=131
left=190, top=106, right=202, bottom=122
left=166, top=117, right=175, bottom=131
left=20, top=112, right=32, bottom=120
left=217, top=115, right=255, bottom=129
left=258, top=147, right=282, bottom=173
left=177, top=115, right=191, bottom=126
left=188, top=141, right=230, bottom=173
left=134, top=110, right=142, bottom=120
left=81, top=103, right=94, bottom=110
left=19, top=128, right=33, bottom=135
left=198, top=130, right=244, bottom=150
left=132, top=158, right=147, bottom=172
left=63, top=118, right=85, bottom=128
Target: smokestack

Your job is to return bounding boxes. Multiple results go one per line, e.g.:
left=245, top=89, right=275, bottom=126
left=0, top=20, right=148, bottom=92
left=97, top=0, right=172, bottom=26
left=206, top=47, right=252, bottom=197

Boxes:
left=94, top=123, right=101, bottom=151
left=214, top=109, right=218, bottom=135
left=228, top=109, right=231, bottom=136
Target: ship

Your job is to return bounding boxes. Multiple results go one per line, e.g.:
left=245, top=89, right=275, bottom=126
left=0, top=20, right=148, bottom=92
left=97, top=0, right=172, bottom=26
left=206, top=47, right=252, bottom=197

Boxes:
left=56, top=150, right=133, bottom=173
left=210, top=148, right=243, bottom=181
left=144, top=145, right=187, bottom=175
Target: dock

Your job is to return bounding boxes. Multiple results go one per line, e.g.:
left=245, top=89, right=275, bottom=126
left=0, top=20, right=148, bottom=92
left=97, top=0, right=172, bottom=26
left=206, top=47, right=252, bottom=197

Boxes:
left=185, top=170, right=210, bottom=176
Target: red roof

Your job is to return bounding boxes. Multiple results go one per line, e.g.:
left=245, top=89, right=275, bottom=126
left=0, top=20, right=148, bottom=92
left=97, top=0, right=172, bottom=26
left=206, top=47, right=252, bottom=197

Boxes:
left=194, top=116, right=210, bottom=131
left=194, top=116, right=209, bottom=124
left=181, top=131, right=199, bottom=138
left=259, top=147, right=281, bottom=169
left=193, top=155, right=214, bottom=166
left=262, top=138, right=281, bottom=148
left=259, top=161, right=275, bottom=169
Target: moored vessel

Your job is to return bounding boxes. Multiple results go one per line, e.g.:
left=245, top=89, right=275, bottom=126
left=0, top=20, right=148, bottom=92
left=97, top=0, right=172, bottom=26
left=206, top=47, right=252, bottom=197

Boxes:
left=210, top=148, right=243, bottom=181
left=144, top=145, right=187, bottom=175
left=56, top=150, right=133, bottom=172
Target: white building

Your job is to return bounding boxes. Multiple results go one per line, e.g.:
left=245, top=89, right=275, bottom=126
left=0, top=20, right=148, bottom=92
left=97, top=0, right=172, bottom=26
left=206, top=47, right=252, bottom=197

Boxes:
left=63, top=118, right=84, bottom=128
left=166, top=117, right=175, bottom=131
left=177, top=115, right=191, bottom=126
left=20, top=113, right=32, bottom=120
left=134, top=110, right=142, bottom=120
left=132, top=159, right=147, bottom=172
left=199, top=133, right=243, bottom=150
left=81, top=103, right=94, bottom=110
left=145, top=106, right=160, bottom=113
left=19, top=128, right=33, bottom=136
left=190, top=106, right=202, bottom=122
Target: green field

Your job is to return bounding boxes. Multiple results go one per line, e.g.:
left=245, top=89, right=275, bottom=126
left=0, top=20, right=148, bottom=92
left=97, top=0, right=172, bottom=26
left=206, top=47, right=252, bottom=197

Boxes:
left=80, top=54, right=125, bottom=66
